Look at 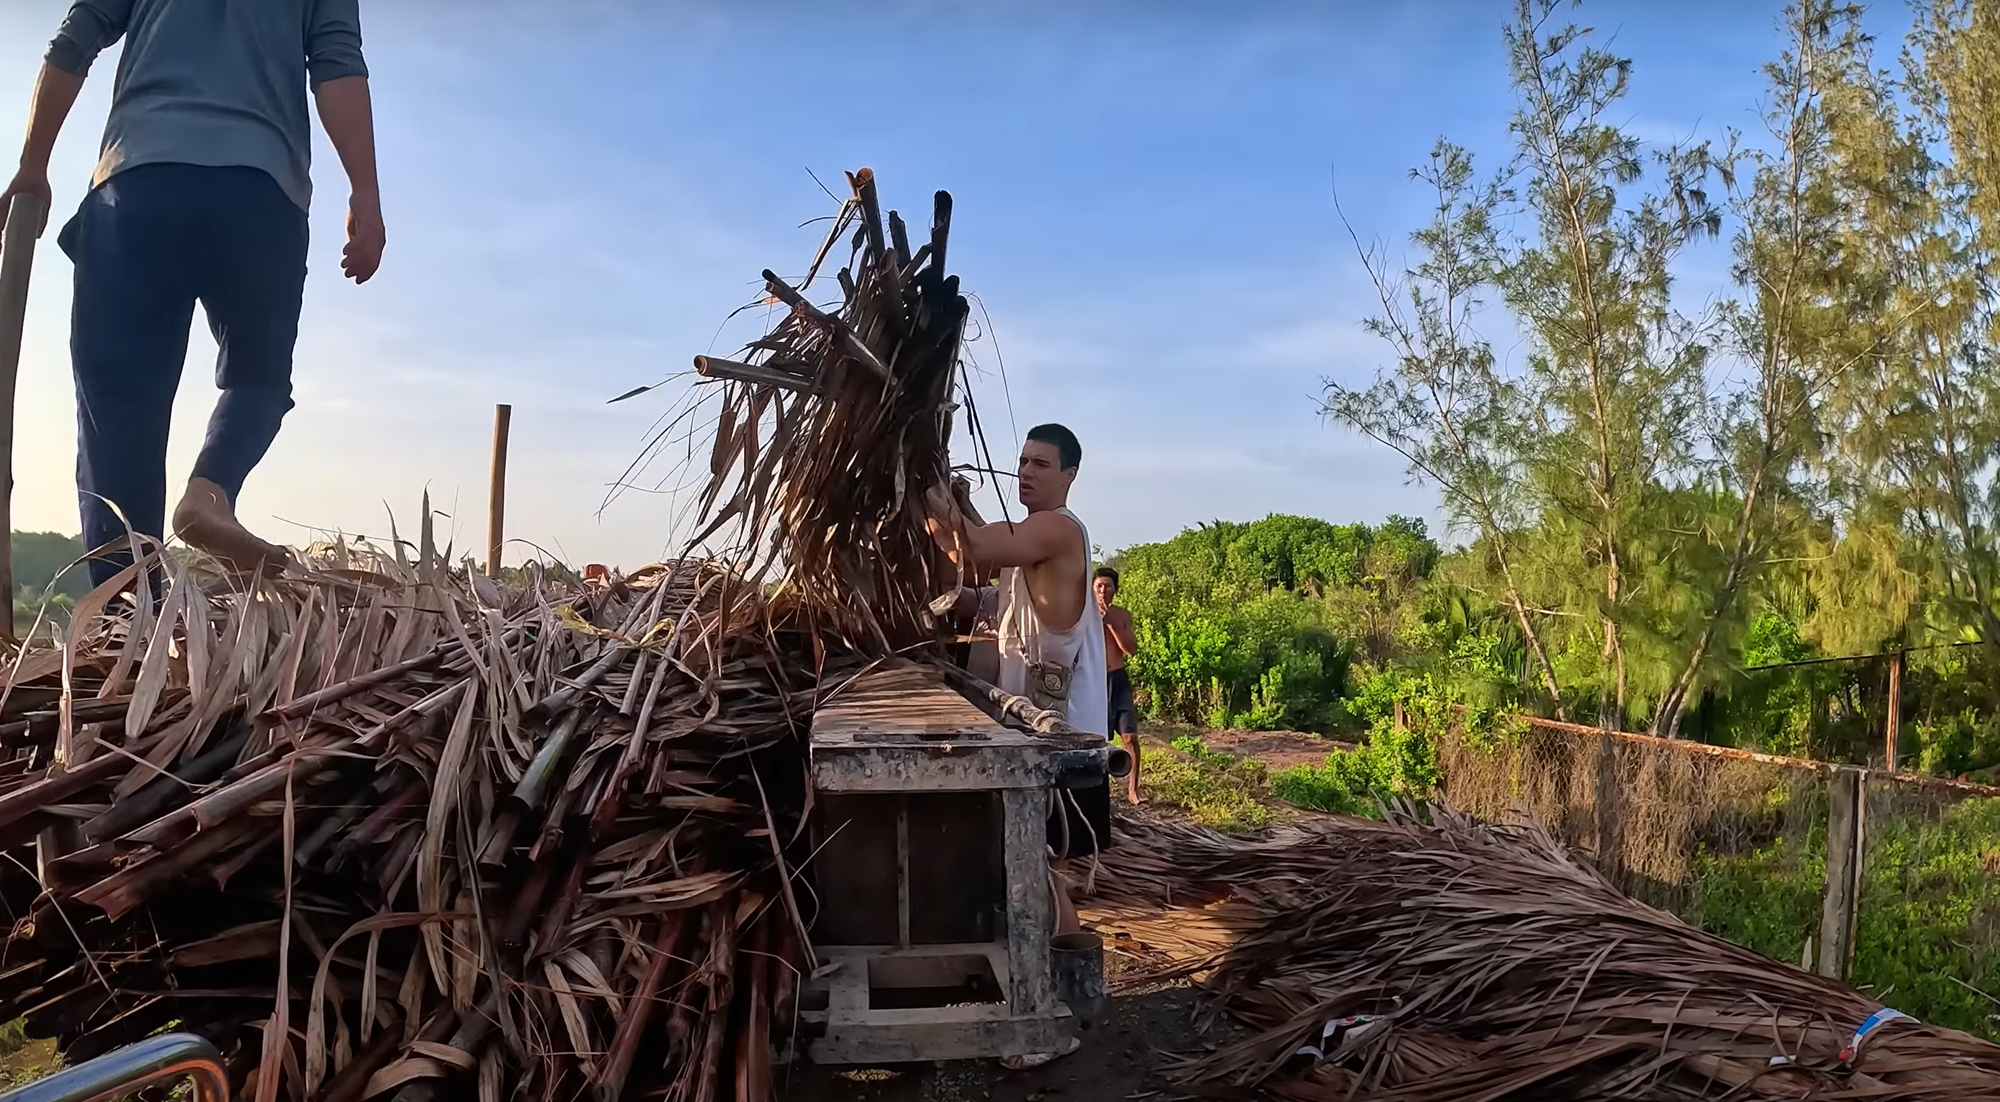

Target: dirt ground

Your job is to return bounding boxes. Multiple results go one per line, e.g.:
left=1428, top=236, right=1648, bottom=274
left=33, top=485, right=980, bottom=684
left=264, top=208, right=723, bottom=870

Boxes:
left=1194, top=728, right=1352, bottom=771
left=787, top=950, right=1230, bottom=1102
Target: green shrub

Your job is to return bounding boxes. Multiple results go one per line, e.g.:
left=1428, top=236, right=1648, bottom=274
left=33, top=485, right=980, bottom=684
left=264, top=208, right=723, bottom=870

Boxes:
left=1690, top=840, right=1825, bottom=970
left=1113, top=515, right=1436, bottom=731
left=1148, top=736, right=1272, bottom=832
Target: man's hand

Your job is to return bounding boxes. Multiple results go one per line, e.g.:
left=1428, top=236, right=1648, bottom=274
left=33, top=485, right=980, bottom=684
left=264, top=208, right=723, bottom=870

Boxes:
left=341, top=194, right=384, bottom=283
left=1, top=166, right=53, bottom=238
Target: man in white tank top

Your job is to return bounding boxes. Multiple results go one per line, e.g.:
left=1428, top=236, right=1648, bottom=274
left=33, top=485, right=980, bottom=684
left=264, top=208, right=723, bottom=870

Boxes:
left=925, top=426, right=1111, bottom=869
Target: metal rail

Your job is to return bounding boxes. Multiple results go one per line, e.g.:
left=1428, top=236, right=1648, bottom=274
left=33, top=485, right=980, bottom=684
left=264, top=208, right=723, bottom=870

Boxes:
left=0, top=1032, right=228, bottom=1102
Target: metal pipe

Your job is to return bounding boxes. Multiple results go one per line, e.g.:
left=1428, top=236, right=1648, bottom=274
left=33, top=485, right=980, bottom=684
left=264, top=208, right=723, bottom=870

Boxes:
left=1049, top=745, right=1131, bottom=788
left=0, top=1032, right=229, bottom=1102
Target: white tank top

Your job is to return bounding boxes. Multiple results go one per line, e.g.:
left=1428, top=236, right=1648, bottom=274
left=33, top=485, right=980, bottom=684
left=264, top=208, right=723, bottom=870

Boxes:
left=995, top=507, right=1109, bottom=738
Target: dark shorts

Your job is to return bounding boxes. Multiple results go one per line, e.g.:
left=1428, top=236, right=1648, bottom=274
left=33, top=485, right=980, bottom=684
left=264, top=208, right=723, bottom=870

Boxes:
left=1107, top=667, right=1138, bottom=735
left=1048, top=778, right=1112, bottom=857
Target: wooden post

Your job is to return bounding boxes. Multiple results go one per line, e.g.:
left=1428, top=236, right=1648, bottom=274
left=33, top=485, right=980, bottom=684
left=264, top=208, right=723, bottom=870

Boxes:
left=1884, top=650, right=1904, bottom=770
left=1593, top=729, right=1622, bottom=888
left=486, top=404, right=511, bottom=579
left=1817, top=766, right=1867, bottom=979
left=0, top=193, right=48, bottom=644
left=1001, top=786, right=1056, bottom=1016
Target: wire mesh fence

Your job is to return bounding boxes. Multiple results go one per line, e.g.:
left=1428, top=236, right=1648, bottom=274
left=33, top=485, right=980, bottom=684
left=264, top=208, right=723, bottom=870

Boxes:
left=1435, top=718, right=2000, bottom=1038
left=1855, top=779, right=2000, bottom=1036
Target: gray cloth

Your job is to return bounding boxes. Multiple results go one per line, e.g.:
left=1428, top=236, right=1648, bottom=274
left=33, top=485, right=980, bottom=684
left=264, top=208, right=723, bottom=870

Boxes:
left=45, top=0, right=368, bottom=212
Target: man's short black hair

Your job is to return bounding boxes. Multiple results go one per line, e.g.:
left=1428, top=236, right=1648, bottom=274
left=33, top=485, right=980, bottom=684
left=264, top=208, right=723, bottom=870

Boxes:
left=1026, top=423, right=1082, bottom=470
left=1093, top=565, right=1119, bottom=587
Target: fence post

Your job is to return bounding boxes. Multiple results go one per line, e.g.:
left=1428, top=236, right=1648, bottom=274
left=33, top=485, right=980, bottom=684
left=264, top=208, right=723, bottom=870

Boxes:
left=1593, top=729, right=1622, bottom=888
left=1884, top=650, right=1904, bottom=770
left=486, top=403, right=511, bottom=579
left=1817, top=766, right=1867, bottom=979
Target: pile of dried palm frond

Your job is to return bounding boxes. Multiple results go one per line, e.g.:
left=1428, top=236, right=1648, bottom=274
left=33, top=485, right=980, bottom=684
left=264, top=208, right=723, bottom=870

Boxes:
left=625, top=167, right=969, bottom=655
left=1081, top=808, right=2000, bottom=1101
left=0, top=535, right=832, bottom=1102
left=0, top=165, right=983, bottom=1102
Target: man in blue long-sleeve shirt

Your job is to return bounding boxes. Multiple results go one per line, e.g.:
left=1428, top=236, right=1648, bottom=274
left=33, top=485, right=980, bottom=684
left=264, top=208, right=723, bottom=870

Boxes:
left=2, top=1, right=385, bottom=583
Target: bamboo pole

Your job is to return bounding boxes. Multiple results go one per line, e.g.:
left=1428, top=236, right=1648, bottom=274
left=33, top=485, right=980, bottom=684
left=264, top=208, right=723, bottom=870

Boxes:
left=0, top=193, right=48, bottom=644
left=486, top=403, right=511, bottom=578
left=693, top=355, right=811, bottom=393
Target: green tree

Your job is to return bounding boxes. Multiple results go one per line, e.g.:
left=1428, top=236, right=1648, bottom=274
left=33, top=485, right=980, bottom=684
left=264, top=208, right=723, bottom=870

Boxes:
left=1324, top=142, right=1573, bottom=717
left=1653, top=1, right=1871, bottom=737
left=1498, top=0, right=1726, bottom=730
left=1331, top=0, right=1727, bottom=729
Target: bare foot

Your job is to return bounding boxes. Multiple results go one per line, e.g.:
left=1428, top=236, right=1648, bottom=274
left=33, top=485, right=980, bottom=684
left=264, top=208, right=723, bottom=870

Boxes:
left=1127, top=788, right=1144, bottom=805
left=173, top=478, right=290, bottom=574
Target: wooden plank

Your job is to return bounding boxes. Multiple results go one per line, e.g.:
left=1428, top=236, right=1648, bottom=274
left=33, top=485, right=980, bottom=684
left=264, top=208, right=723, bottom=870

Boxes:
left=810, top=747, right=1049, bottom=793
left=811, top=661, right=1007, bottom=745
left=895, top=796, right=911, bottom=949
left=1817, top=766, right=1866, bottom=979
left=825, top=963, right=865, bottom=1012
left=805, top=1004, right=1070, bottom=1065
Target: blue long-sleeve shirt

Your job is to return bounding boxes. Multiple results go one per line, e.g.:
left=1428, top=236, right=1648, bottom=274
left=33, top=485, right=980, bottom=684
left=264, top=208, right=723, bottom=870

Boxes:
left=45, top=0, right=369, bottom=212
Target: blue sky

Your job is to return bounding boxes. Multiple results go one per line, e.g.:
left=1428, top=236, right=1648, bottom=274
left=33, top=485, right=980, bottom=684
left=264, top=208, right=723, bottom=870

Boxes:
left=1, top=0, right=1791, bottom=569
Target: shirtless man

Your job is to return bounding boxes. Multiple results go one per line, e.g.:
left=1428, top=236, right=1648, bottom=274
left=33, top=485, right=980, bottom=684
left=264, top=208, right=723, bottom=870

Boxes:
left=925, top=423, right=1105, bottom=1069
left=924, top=425, right=1109, bottom=889
left=1093, top=566, right=1141, bottom=803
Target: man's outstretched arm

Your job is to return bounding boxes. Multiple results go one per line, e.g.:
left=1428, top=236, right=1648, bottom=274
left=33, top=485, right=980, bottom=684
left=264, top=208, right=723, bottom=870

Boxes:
left=927, top=492, right=1074, bottom=572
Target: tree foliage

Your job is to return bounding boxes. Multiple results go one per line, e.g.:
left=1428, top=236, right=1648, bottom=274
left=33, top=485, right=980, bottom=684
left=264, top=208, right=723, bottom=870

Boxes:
left=1111, top=515, right=1436, bottom=731
left=1312, top=0, right=2000, bottom=762
left=1111, top=0, right=2000, bottom=782
left=10, top=532, right=89, bottom=636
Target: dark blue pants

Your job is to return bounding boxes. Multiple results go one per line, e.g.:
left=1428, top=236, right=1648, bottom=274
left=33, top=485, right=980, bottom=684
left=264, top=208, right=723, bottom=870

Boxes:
left=59, top=163, right=308, bottom=586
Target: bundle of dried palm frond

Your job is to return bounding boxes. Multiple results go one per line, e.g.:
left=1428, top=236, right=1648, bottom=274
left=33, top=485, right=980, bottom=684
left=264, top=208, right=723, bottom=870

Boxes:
left=1087, top=809, right=2000, bottom=1102
left=684, top=170, right=964, bottom=656
left=0, top=532, right=831, bottom=1102
left=629, top=167, right=967, bottom=656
